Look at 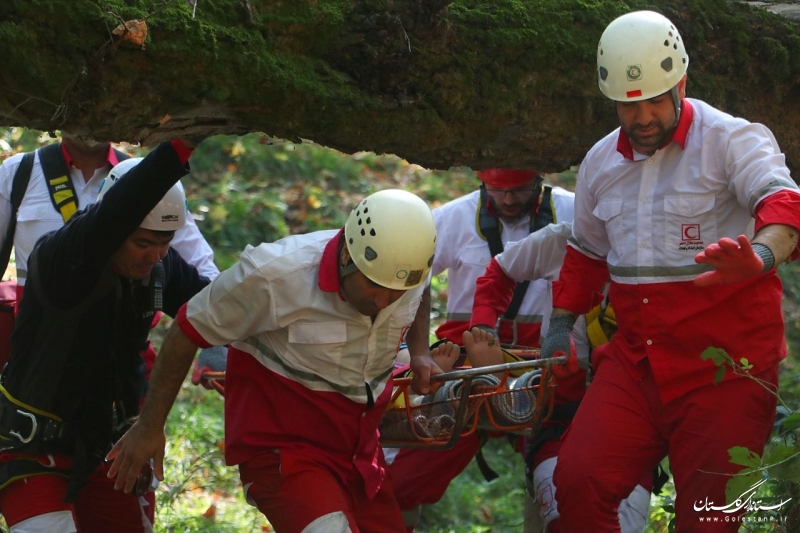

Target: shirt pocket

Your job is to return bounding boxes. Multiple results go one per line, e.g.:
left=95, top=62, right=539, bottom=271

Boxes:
left=288, top=321, right=346, bottom=370
left=460, top=245, right=490, bottom=269
left=14, top=203, right=64, bottom=274
left=663, top=194, right=717, bottom=257
left=592, top=198, right=626, bottom=254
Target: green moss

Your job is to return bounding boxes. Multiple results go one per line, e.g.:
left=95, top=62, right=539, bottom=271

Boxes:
left=788, top=35, right=800, bottom=75
left=761, top=37, right=791, bottom=81
left=1, top=0, right=799, bottom=172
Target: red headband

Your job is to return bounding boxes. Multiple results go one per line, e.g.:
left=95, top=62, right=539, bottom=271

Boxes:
left=478, top=169, right=540, bottom=188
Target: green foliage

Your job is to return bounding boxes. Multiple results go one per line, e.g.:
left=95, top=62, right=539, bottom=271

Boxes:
left=648, top=479, right=677, bottom=533
left=696, top=344, right=800, bottom=531
left=0, top=127, right=51, bottom=153
left=157, top=379, right=268, bottom=532
left=416, top=438, right=528, bottom=532
left=764, top=443, right=800, bottom=483
left=186, top=133, right=476, bottom=269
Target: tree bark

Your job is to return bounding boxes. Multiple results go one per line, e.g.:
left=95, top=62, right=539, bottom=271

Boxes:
left=1, top=0, right=799, bottom=173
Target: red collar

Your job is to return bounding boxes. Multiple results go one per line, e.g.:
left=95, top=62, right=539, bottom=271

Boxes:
left=318, top=229, right=345, bottom=297
left=60, top=143, right=120, bottom=169
left=616, top=99, right=694, bottom=160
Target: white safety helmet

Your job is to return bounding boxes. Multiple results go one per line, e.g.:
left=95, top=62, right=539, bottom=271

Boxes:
left=343, top=189, right=436, bottom=290
left=98, top=157, right=187, bottom=231
left=597, top=11, right=689, bottom=102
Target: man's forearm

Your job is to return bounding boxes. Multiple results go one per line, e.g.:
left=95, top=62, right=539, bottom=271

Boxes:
left=405, top=285, right=431, bottom=356
left=754, top=223, right=800, bottom=266
left=139, top=322, right=201, bottom=428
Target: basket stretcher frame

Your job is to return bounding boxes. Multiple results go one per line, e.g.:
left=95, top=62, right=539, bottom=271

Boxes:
left=199, top=354, right=567, bottom=450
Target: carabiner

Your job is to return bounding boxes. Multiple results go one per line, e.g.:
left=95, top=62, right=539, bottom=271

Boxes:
left=9, top=410, right=37, bottom=444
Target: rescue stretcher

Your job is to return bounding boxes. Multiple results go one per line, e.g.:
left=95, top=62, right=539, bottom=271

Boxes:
left=380, top=354, right=565, bottom=449
left=197, top=350, right=566, bottom=450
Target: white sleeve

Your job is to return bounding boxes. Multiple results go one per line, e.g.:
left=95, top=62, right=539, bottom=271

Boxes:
left=494, top=222, right=572, bottom=282
left=170, top=214, right=220, bottom=280
left=430, top=206, right=451, bottom=276
left=0, top=155, right=22, bottom=260
left=184, top=246, right=274, bottom=345
left=725, top=122, right=799, bottom=210
left=569, top=160, right=611, bottom=261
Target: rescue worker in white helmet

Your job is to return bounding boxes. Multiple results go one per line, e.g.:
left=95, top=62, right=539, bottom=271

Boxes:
left=540, top=10, right=800, bottom=531
left=0, top=140, right=211, bottom=532
left=108, top=189, right=442, bottom=533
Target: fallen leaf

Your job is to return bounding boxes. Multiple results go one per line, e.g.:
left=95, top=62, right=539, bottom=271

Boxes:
left=112, top=19, right=148, bottom=49
left=201, top=503, right=216, bottom=521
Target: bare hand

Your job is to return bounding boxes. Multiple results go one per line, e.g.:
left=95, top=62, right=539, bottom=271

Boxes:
left=409, top=352, right=445, bottom=396
left=693, top=235, right=763, bottom=287
left=105, top=420, right=166, bottom=494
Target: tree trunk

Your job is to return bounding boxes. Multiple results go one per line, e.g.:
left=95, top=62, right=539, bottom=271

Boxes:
left=1, top=0, right=799, bottom=173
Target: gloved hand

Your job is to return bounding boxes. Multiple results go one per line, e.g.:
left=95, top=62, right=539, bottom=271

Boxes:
left=541, top=314, right=579, bottom=379
left=694, top=235, right=773, bottom=287
left=191, top=345, right=228, bottom=389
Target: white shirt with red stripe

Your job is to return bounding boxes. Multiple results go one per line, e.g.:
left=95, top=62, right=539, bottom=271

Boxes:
left=432, top=188, right=575, bottom=347
left=554, top=98, right=800, bottom=403
left=177, top=229, right=425, bottom=497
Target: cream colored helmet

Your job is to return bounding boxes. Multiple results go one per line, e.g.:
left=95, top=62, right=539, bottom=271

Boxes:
left=343, top=189, right=436, bottom=290
left=98, top=157, right=187, bottom=231
left=597, top=11, right=688, bottom=102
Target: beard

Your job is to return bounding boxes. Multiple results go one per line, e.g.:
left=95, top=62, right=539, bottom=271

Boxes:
left=629, top=124, right=671, bottom=148
left=489, top=196, right=536, bottom=223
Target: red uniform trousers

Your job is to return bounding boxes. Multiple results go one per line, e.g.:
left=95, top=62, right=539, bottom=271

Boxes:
left=0, top=459, right=153, bottom=533
left=388, top=433, right=482, bottom=511
left=553, top=350, right=778, bottom=533
left=238, top=448, right=405, bottom=533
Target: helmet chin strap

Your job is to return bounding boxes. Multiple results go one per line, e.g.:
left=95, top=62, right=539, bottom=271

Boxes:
left=339, top=260, right=360, bottom=280
left=670, top=85, right=682, bottom=124
left=338, top=237, right=361, bottom=282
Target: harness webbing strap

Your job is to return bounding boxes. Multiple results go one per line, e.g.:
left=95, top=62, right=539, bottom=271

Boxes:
left=474, top=430, right=500, bottom=482
left=38, top=143, right=131, bottom=224
left=37, top=143, right=78, bottom=224
left=0, top=457, right=68, bottom=492
left=0, top=386, right=65, bottom=452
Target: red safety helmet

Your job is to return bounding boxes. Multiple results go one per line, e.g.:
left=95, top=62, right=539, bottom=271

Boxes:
left=477, top=169, right=541, bottom=189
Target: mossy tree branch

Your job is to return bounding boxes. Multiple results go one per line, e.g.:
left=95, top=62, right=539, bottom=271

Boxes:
left=1, top=0, right=798, bottom=173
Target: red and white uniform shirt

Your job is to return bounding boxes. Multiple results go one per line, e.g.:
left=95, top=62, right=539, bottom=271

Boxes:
left=177, top=229, right=426, bottom=497
left=555, top=98, right=800, bottom=403
left=432, top=188, right=575, bottom=348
